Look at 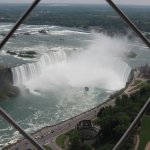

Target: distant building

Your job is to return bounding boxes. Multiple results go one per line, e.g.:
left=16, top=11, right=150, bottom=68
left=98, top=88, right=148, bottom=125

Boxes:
left=88, top=26, right=105, bottom=33
left=76, top=120, right=99, bottom=146
left=140, top=63, right=150, bottom=76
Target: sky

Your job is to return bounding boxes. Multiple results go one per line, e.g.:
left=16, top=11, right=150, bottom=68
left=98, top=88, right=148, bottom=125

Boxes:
left=0, top=0, right=150, bottom=6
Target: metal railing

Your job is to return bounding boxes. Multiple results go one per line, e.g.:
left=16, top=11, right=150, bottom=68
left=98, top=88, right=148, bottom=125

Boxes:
left=0, top=0, right=44, bottom=150
left=106, top=0, right=150, bottom=49
left=105, top=1, right=150, bottom=149
left=0, top=0, right=150, bottom=150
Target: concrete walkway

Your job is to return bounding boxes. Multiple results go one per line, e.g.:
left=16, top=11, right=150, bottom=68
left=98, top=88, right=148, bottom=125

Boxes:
left=134, top=134, right=140, bottom=150
left=7, top=68, right=148, bottom=150
left=7, top=99, right=115, bottom=150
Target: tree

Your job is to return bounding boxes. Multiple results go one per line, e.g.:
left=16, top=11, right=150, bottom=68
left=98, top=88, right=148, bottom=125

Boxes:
left=97, top=107, right=104, bottom=117
left=86, top=144, right=92, bottom=150
left=68, top=130, right=83, bottom=150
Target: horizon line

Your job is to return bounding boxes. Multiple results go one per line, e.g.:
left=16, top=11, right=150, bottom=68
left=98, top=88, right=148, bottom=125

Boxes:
left=0, top=2, right=150, bottom=6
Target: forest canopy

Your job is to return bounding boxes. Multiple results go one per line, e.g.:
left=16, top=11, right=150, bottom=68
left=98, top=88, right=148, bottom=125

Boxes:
left=0, top=4, right=150, bottom=35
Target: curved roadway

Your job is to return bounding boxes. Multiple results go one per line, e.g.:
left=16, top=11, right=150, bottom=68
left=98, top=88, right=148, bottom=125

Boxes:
left=7, top=100, right=115, bottom=150
left=7, top=69, right=142, bottom=150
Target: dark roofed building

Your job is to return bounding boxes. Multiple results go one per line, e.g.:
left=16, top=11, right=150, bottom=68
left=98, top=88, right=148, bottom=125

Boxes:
left=76, top=120, right=99, bottom=146
left=77, top=120, right=93, bottom=128
left=140, top=63, right=150, bottom=76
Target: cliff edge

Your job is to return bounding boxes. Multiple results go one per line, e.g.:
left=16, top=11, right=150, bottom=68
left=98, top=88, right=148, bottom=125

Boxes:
left=0, top=64, right=20, bottom=101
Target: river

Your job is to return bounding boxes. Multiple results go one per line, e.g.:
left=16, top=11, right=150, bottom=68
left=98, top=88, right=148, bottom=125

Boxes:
left=0, top=23, right=150, bottom=148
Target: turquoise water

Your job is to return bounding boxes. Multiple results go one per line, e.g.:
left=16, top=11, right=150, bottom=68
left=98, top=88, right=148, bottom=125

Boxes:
left=0, top=23, right=149, bottom=147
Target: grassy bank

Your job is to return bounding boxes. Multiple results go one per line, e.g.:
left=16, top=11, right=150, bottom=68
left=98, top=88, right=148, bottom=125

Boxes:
left=133, top=82, right=149, bottom=91
left=43, top=145, right=52, bottom=150
left=56, top=130, right=74, bottom=149
left=138, top=116, right=150, bottom=150
left=56, top=133, right=67, bottom=149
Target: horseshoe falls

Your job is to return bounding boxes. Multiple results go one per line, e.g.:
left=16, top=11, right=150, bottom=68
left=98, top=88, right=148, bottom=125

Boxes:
left=12, top=50, right=67, bottom=85
left=0, top=24, right=135, bottom=146
left=11, top=49, right=131, bottom=91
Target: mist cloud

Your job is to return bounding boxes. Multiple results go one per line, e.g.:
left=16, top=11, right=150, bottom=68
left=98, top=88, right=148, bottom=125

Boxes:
left=24, top=33, right=131, bottom=92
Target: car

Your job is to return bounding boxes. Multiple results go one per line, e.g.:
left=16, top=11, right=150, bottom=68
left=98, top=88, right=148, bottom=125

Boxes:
left=43, top=134, right=48, bottom=137
left=35, top=136, right=41, bottom=139
left=48, top=130, right=54, bottom=134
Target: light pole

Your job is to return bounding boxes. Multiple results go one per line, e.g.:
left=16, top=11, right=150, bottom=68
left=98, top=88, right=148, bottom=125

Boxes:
left=68, top=122, right=70, bottom=131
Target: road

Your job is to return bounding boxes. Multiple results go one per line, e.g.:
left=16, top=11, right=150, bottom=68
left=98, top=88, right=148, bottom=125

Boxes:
left=7, top=99, right=115, bottom=150
left=7, top=68, right=148, bottom=150
left=123, top=68, right=149, bottom=95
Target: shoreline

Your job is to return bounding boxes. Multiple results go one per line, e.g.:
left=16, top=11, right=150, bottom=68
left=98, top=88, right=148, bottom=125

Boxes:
left=4, top=68, right=147, bottom=149
left=0, top=85, right=20, bottom=102
left=6, top=98, right=116, bottom=150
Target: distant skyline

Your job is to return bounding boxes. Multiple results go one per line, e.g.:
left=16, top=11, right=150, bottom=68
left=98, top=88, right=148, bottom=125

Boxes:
left=0, top=0, right=150, bottom=6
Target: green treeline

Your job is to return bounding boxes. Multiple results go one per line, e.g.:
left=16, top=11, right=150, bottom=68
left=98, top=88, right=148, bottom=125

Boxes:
left=59, top=82, right=150, bottom=150
left=94, top=82, right=150, bottom=150
left=0, top=4, right=150, bottom=35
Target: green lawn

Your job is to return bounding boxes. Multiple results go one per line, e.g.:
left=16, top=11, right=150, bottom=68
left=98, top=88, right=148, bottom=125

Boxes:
left=43, top=145, right=52, bottom=150
left=56, top=133, right=67, bottom=148
left=133, top=80, right=142, bottom=86
left=138, top=116, right=150, bottom=150
left=56, top=129, right=74, bottom=149
left=133, top=82, right=149, bottom=90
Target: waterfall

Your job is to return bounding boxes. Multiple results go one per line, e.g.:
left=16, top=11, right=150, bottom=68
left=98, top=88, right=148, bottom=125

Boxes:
left=113, top=59, right=131, bottom=83
left=11, top=50, right=131, bottom=88
left=12, top=50, right=67, bottom=85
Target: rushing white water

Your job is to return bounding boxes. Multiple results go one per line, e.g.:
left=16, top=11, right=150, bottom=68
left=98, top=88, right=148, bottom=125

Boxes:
left=0, top=24, right=137, bottom=147
left=12, top=50, right=66, bottom=85
left=113, top=59, right=131, bottom=82
left=12, top=49, right=131, bottom=91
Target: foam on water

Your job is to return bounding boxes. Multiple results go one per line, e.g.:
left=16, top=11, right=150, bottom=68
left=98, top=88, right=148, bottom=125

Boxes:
left=12, top=46, right=131, bottom=92
left=49, top=30, right=89, bottom=35
left=0, top=24, right=136, bottom=147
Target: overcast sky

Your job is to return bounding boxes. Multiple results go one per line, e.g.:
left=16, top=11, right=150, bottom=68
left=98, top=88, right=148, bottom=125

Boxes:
left=0, top=0, right=150, bottom=5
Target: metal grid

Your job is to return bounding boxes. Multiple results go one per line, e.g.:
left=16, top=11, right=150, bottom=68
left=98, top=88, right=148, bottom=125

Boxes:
left=0, top=1, right=44, bottom=150
left=0, top=0, right=150, bottom=150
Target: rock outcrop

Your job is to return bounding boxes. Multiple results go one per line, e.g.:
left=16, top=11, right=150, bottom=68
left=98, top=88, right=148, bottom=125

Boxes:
left=0, top=65, right=20, bottom=101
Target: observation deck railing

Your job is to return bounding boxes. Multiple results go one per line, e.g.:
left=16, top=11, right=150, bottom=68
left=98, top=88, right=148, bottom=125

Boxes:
left=0, top=0, right=150, bottom=150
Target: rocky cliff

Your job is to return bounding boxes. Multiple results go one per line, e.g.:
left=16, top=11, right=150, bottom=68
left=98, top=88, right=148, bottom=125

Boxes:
left=0, top=65, right=20, bottom=101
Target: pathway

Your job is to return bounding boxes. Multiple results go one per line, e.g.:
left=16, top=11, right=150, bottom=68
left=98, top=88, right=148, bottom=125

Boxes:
left=134, top=134, right=140, bottom=150
left=7, top=100, right=115, bottom=150
left=7, top=68, right=149, bottom=150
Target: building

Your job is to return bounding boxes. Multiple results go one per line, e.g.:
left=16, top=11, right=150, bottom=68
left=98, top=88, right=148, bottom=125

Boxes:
left=140, top=63, right=150, bottom=76
left=88, top=26, right=105, bottom=33
left=76, top=120, right=99, bottom=146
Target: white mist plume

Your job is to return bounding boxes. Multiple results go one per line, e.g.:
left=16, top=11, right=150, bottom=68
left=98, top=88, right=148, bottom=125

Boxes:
left=21, top=33, right=131, bottom=92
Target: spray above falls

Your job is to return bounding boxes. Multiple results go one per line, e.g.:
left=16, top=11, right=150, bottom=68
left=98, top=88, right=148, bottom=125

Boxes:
left=11, top=34, right=131, bottom=91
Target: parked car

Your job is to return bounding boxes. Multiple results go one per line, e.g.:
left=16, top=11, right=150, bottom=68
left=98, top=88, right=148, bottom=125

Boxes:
left=48, top=130, right=54, bottom=134
left=43, top=133, right=48, bottom=137
left=35, top=136, right=41, bottom=139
